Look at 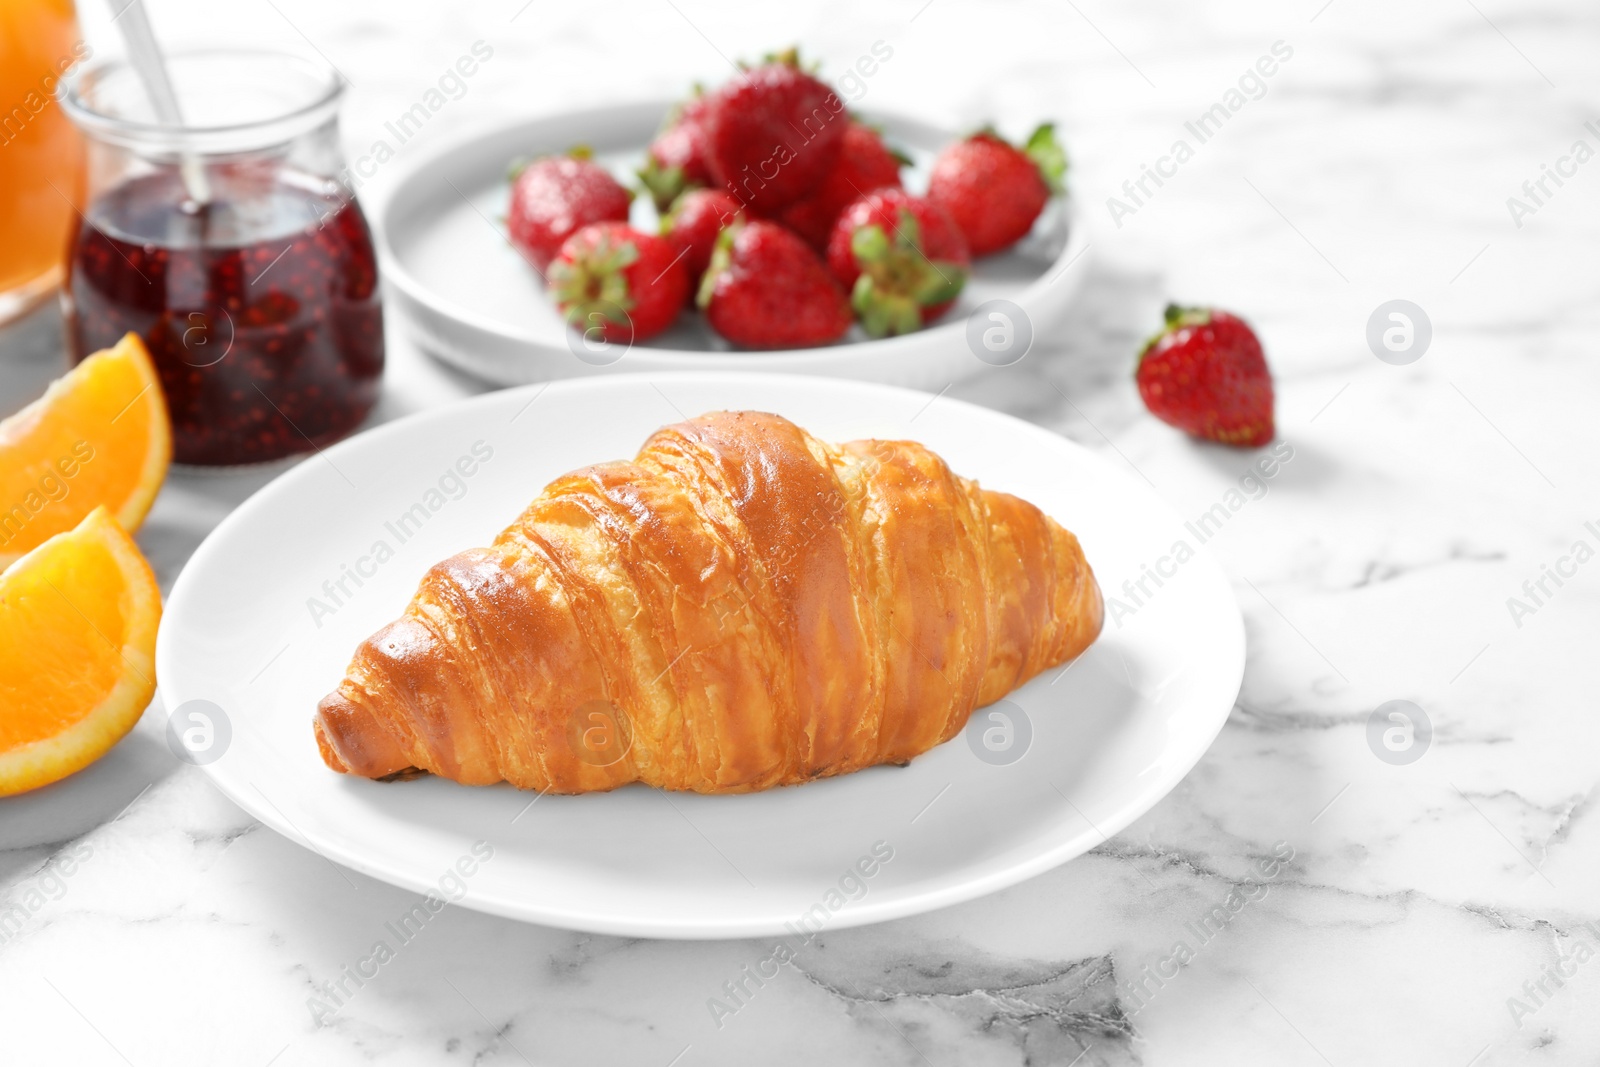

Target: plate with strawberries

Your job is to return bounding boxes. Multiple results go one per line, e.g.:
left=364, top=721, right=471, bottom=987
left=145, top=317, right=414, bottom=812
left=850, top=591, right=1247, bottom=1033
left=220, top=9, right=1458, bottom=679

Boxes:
left=375, top=51, right=1088, bottom=389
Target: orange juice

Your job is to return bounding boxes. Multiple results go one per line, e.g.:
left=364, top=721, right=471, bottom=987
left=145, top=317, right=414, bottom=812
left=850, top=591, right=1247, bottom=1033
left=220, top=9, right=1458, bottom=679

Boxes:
left=0, top=0, right=88, bottom=319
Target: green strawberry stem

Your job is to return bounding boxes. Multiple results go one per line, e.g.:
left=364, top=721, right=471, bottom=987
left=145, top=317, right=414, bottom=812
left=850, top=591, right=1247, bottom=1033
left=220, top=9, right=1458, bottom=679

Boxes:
left=1164, top=304, right=1212, bottom=328
left=755, top=46, right=819, bottom=73
left=638, top=156, right=693, bottom=214
left=852, top=275, right=921, bottom=338
left=1024, top=123, right=1068, bottom=195
left=549, top=233, right=639, bottom=327
left=850, top=224, right=891, bottom=263
left=849, top=210, right=968, bottom=338
left=915, top=262, right=967, bottom=305
left=1138, top=304, right=1214, bottom=364
left=696, top=225, right=740, bottom=310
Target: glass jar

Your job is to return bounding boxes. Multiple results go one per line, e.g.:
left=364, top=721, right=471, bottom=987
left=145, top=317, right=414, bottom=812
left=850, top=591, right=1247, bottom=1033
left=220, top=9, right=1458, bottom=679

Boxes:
left=61, top=50, right=383, bottom=466
left=0, top=0, right=87, bottom=324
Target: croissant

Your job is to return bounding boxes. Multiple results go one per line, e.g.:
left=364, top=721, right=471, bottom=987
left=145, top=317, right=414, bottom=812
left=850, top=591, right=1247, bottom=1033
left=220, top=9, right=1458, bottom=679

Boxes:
left=314, top=411, right=1102, bottom=794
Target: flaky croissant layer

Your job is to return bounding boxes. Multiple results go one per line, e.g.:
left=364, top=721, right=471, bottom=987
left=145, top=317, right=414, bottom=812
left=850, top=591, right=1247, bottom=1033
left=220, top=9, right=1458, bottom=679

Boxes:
left=314, top=411, right=1102, bottom=794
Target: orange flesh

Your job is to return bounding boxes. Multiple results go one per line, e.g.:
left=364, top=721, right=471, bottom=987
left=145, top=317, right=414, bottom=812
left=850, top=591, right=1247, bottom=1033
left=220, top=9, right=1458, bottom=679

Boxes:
left=0, top=507, right=161, bottom=795
left=0, top=333, right=170, bottom=566
left=0, top=529, right=127, bottom=746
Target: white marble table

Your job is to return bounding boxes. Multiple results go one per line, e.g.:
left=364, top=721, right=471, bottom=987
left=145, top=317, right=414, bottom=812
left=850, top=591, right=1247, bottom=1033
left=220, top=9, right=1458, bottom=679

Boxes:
left=4, top=0, right=1598, bottom=1063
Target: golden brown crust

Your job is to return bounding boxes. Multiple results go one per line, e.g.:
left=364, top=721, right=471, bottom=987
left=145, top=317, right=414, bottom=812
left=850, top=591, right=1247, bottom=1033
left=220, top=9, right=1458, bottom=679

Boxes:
left=314, top=411, right=1103, bottom=793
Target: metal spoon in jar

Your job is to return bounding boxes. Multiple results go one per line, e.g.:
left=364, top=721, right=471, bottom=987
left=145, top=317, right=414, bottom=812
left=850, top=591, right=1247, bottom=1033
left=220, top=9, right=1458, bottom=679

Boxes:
left=105, top=0, right=212, bottom=205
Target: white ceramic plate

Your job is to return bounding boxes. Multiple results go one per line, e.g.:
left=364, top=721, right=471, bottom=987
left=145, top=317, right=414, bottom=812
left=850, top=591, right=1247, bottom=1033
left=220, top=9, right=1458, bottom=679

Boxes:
left=373, top=103, right=1090, bottom=390
left=156, top=375, right=1242, bottom=939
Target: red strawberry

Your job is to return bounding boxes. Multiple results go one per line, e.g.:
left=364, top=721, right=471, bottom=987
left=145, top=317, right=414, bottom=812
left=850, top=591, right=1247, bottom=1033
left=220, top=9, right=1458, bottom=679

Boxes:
left=1136, top=305, right=1275, bottom=447
left=697, top=220, right=851, bottom=349
left=927, top=124, right=1066, bottom=256
left=508, top=151, right=633, bottom=273
left=548, top=223, right=689, bottom=344
left=775, top=122, right=906, bottom=252
left=638, top=91, right=713, bottom=212
left=826, top=189, right=969, bottom=337
left=662, top=188, right=743, bottom=298
left=703, top=50, right=847, bottom=214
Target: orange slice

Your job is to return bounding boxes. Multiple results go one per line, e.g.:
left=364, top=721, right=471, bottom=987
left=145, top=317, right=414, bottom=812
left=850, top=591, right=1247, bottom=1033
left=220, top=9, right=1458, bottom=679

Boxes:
left=0, top=506, right=161, bottom=796
left=0, top=333, right=170, bottom=568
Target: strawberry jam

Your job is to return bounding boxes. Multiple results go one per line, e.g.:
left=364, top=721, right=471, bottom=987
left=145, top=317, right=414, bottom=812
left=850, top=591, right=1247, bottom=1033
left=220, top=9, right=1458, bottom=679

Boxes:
left=65, top=168, right=383, bottom=466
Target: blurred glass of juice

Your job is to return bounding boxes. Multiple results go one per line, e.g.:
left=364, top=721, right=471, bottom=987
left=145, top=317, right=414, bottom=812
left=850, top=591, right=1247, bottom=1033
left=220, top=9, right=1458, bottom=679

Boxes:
left=0, top=0, right=88, bottom=324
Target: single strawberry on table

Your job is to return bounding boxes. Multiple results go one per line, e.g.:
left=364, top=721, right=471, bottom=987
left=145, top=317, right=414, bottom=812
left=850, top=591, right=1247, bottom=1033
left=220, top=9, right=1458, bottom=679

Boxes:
left=775, top=121, right=906, bottom=252
left=703, top=49, right=847, bottom=214
left=927, top=123, right=1066, bottom=256
left=548, top=222, right=689, bottom=345
left=698, top=220, right=852, bottom=349
left=661, top=188, right=743, bottom=296
left=1136, top=305, right=1275, bottom=447
left=826, top=188, right=969, bottom=338
left=508, top=149, right=633, bottom=273
left=638, top=89, right=714, bottom=212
